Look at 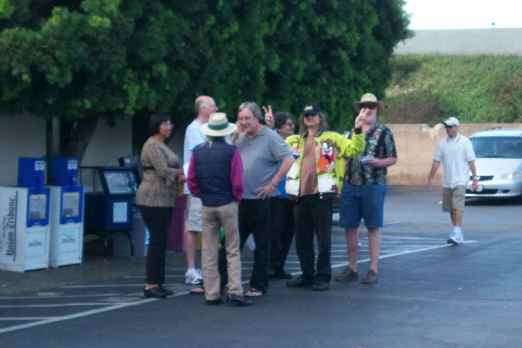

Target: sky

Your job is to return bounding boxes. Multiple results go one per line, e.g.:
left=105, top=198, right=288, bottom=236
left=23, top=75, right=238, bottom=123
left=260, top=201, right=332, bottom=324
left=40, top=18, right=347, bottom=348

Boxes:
left=404, top=0, right=522, bottom=30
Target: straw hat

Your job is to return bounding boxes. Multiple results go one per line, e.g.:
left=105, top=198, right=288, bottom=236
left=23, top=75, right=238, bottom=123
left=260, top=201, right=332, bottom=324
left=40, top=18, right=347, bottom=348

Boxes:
left=353, top=92, right=384, bottom=111
left=201, top=112, right=236, bottom=137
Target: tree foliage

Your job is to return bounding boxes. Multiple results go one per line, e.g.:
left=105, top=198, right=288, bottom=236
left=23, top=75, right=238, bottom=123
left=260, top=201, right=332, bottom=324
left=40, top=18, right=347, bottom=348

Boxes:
left=0, top=0, right=409, bottom=130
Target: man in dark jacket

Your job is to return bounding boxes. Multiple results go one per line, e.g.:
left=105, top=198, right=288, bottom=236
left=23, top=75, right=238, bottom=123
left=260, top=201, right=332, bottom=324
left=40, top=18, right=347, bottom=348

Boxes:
left=188, top=112, right=252, bottom=307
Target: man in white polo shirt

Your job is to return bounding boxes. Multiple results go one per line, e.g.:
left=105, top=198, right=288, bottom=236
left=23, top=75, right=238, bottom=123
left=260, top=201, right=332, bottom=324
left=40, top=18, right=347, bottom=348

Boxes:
left=183, top=96, right=217, bottom=285
left=427, top=117, right=479, bottom=244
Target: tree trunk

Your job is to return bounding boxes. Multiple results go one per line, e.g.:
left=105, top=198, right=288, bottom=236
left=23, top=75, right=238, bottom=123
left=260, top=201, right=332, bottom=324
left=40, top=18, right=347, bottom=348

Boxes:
left=60, top=118, right=99, bottom=161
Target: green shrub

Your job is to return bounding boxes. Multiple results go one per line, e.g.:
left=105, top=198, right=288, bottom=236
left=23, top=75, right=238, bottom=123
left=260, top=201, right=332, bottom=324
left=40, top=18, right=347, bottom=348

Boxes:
left=386, top=55, right=522, bottom=123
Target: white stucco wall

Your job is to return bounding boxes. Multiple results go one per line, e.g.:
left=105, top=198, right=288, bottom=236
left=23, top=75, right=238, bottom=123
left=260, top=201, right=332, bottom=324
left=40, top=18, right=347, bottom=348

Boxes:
left=0, top=115, right=132, bottom=188
left=81, top=118, right=132, bottom=167
left=0, top=114, right=47, bottom=186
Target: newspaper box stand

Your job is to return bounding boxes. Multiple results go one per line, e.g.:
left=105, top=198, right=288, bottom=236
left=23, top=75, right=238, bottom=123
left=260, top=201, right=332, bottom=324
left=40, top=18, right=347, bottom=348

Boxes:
left=84, top=167, right=138, bottom=256
left=0, top=158, right=50, bottom=272
left=48, top=157, right=85, bottom=267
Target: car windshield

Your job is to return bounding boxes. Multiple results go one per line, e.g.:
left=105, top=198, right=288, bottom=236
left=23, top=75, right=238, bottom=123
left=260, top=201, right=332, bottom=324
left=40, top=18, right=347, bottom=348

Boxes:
left=471, top=137, right=522, bottom=159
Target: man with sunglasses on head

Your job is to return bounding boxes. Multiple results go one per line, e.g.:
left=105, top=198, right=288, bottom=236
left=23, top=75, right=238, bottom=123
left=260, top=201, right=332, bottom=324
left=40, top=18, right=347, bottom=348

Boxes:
left=427, top=117, right=478, bottom=245
left=336, top=93, right=397, bottom=285
left=285, top=104, right=365, bottom=291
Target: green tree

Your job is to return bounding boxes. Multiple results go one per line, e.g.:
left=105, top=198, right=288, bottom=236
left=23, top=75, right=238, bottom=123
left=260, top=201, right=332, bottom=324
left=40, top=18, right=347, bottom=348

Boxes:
left=264, top=0, right=410, bottom=129
left=0, top=0, right=409, bottom=158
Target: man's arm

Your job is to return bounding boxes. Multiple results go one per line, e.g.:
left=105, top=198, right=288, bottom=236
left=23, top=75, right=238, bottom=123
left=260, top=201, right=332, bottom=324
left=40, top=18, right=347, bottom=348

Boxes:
left=230, top=149, right=244, bottom=202
left=256, top=155, right=294, bottom=199
left=427, top=160, right=441, bottom=187
left=367, top=129, right=398, bottom=168
left=468, top=160, right=479, bottom=191
left=187, top=155, right=201, bottom=197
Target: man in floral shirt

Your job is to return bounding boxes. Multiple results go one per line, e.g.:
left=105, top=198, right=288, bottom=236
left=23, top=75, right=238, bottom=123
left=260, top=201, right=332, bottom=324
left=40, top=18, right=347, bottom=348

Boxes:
left=336, top=93, right=398, bottom=285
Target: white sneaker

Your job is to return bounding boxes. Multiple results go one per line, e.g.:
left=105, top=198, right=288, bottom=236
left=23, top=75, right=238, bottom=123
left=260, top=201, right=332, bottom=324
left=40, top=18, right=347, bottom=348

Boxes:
left=454, top=227, right=465, bottom=243
left=447, top=229, right=459, bottom=245
left=185, top=268, right=203, bottom=285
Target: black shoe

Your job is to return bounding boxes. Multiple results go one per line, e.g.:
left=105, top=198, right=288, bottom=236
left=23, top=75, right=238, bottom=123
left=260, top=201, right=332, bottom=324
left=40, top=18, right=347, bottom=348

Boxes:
left=144, top=287, right=168, bottom=299
left=226, top=294, right=253, bottom=307
left=158, top=285, right=174, bottom=297
left=447, top=238, right=459, bottom=245
left=312, top=281, right=330, bottom=291
left=269, top=269, right=293, bottom=280
left=334, top=267, right=359, bottom=282
left=286, top=275, right=314, bottom=288
left=361, top=270, right=378, bottom=285
left=205, top=298, right=223, bottom=305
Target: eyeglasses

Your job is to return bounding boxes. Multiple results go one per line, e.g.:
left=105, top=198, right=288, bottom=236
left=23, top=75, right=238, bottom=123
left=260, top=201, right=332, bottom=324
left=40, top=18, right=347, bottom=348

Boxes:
left=360, top=103, right=377, bottom=110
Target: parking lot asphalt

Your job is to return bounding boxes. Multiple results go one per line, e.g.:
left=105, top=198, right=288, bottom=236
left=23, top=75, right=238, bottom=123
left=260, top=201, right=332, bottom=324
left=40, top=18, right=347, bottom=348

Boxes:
left=1, top=187, right=521, bottom=348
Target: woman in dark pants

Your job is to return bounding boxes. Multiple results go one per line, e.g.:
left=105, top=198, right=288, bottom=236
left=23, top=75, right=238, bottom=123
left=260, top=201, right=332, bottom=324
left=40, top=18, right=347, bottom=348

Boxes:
left=136, top=113, right=184, bottom=298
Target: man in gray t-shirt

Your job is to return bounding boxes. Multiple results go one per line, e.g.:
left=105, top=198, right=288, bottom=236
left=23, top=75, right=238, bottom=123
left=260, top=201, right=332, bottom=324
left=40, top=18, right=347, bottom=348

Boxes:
left=234, top=101, right=293, bottom=297
left=236, top=126, right=291, bottom=199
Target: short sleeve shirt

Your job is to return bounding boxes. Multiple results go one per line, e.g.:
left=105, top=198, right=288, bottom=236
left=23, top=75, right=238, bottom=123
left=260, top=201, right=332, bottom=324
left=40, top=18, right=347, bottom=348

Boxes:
left=183, top=119, right=207, bottom=194
left=345, top=124, right=397, bottom=185
left=433, top=134, right=476, bottom=188
left=235, top=127, right=292, bottom=199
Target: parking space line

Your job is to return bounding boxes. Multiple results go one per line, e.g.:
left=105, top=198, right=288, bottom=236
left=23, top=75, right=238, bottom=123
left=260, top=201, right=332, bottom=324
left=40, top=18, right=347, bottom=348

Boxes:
left=0, top=293, right=122, bottom=301
left=0, top=317, right=60, bottom=321
left=123, top=275, right=184, bottom=279
left=0, top=298, right=160, bottom=335
left=0, top=303, right=112, bottom=308
left=60, top=283, right=178, bottom=289
left=0, top=236, right=477, bottom=336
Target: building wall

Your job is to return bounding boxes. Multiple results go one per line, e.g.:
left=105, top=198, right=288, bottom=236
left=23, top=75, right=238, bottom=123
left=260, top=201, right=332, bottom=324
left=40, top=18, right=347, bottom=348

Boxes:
left=396, top=28, right=522, bottom=55
left=80, top=118, right=132, bottom=192
left=81, top=118, right=132, bottom=167
left=0, top=114, right=47, bottom=186
left=387, top=123, right=522, bottom=186
left=0, top=115, right=132, bottom=188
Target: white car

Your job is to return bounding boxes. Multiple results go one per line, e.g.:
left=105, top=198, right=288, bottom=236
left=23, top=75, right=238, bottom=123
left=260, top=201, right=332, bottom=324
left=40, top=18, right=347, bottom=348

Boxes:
left=466, top=129, right=522, bottom=199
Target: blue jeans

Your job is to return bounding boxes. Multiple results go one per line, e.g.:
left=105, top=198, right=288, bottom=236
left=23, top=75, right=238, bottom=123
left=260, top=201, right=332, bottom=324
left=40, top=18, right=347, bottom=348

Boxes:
left=339, top=184, right=387, bottom=229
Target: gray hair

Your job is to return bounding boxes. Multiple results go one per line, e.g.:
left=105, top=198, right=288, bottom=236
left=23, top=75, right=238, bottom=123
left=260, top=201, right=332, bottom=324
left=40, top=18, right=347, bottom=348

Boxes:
left=194, top=96, right=214, bottom=113
left=238, top=101, right=264, bottom=124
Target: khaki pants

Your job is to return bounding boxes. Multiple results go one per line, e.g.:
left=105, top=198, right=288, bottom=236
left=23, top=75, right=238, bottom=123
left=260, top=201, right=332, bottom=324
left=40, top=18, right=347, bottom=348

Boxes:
left=442, top=186, right=466, bottom=212
left=202, top=202, right=243, bottom=300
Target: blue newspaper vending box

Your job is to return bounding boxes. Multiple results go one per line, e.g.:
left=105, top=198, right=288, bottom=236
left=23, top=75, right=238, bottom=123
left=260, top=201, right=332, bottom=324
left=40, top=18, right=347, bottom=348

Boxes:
left=0, top=158, right=50, bottom=272
left=84, top=167, right=139, bottom=256
left=48, top=157, right=85, bottom=267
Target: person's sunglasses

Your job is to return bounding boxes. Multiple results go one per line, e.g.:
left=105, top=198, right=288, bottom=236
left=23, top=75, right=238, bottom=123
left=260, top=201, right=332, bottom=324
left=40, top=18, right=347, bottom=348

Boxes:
left=360, top=103, right=377, bottom=109
left=304, top=113, right=319, bottom=118
left=444, top=125, right=455, bottom=129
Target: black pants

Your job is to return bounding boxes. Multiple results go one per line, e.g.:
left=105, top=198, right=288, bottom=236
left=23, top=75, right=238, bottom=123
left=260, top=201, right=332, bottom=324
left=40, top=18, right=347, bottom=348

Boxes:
left=270, top=197, right=295, bottom=273
left=294, top=195, right=333, bottom=282
left=139, top=206, right=172, bottom=285
left=239, top=199, right=271, bottom=292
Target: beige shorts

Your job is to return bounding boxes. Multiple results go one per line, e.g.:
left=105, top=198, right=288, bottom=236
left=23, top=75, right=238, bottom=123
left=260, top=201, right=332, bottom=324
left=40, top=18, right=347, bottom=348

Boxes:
left=186, top=196, right=203, bottom=232
left=442, top=186, right=466, bottom=212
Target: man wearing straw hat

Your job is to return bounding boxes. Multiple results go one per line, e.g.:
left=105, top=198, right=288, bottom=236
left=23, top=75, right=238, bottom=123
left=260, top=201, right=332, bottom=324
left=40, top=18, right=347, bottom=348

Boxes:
left=188, top=112, right=252, bottom=306
left=336, top=93, right=397, bottom=285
